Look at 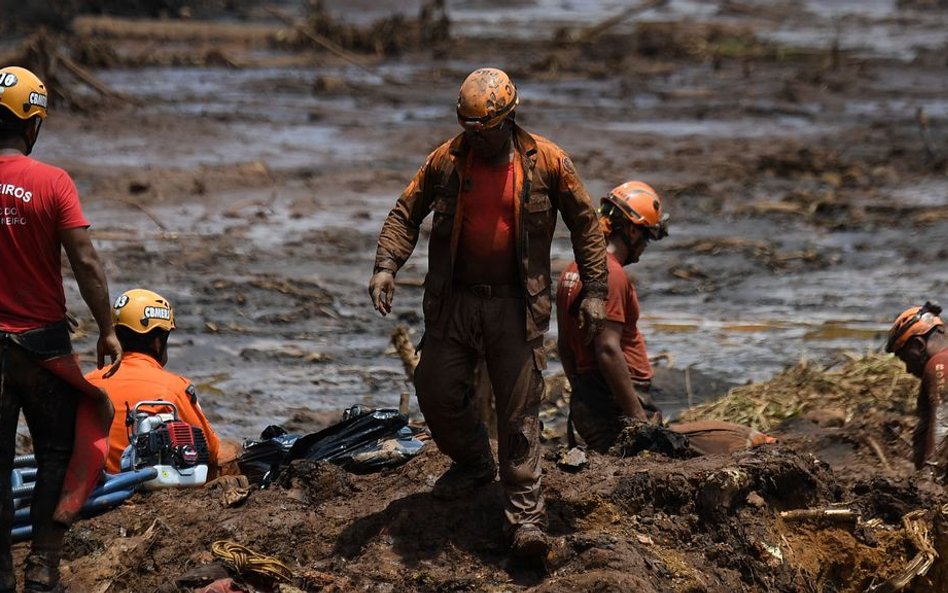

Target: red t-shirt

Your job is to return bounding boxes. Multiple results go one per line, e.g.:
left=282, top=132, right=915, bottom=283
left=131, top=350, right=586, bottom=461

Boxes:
left=556, top=253, right=653, bottom=381
left=915, top=349, right=948, bottom=468
left=454, top=153, right=518, bottom=285
left=0, top=154, right=89, bottom=332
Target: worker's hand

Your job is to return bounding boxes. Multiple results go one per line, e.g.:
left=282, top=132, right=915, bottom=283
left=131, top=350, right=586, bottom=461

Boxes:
left=369, top=271, right=396, bottom=316
left=577, top=296, right=606, bottom=343
left=98, top=329, right=123, bottom=376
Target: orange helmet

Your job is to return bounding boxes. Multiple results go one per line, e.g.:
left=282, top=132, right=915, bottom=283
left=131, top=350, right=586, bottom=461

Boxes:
left=0, top=66, right=48, bottom=121
left=885, top=301, right=943, bottom=353
left=113, top=289, right=176, bottom=334
left=457, top=68, right=518, bottom=130
left=601, top=180, right=669, bottom=240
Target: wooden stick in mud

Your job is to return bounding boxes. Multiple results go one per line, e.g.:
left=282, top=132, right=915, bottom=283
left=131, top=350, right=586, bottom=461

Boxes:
left=864, top=435, right=893, bottom=473
left=779, top=508, right=857, bottom=522
left=99, top=196, right=168, bottom=230
left=569, top=0, right=668, bottom=45
left=391, top=325, right=419, bottom=384
left=391, top=326, right=419, bottom=416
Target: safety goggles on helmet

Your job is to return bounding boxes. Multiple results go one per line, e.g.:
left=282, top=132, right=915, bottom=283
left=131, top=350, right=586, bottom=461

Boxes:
left=601, top=187, right=669, bottom=241
left=885, top=301, right=943, bottom=353
left=458, top=102, right=516, bottom=131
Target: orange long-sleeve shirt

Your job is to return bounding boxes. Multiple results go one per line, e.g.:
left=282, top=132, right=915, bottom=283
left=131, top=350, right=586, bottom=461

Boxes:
left=85, top=352, right=221, bottom=473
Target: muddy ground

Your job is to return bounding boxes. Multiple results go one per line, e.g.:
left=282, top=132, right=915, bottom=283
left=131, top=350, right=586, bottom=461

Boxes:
left=2, top=0, right=948, bottom=591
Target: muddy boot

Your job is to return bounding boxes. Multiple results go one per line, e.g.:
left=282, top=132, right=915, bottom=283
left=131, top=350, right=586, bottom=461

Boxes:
left=510, top=524, right=549, bottom=558
left=23, top=552, right=63, bottom=593
left=431, top=458, right=497, bottom=501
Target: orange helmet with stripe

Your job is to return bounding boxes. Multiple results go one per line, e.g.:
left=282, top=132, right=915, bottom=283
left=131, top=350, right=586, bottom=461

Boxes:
left=885, top=301, right=943, bottom=353
left=600, top=180, right=669, bottom=240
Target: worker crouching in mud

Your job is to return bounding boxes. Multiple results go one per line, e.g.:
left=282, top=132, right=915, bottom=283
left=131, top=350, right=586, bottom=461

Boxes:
left=85, top=289, right=242, bottom=477
left=886, top=302, right=948, bottom=481
left=556, top=181, right=775, bottom=456
left=0, top=66, right=121, bottom=593
left=369, top=67, right=609, bottom=557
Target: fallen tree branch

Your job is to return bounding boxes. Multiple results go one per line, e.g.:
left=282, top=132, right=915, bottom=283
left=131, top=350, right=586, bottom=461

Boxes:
left=51, top=47, right=140, bottom=106
left=264, top=6, right=406, bottom=87
left=779, top=507, right=857, bottom=523
left=567, top=0, right=668, bottom=46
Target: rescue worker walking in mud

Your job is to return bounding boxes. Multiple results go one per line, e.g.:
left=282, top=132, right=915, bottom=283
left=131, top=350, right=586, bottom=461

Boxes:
left=886, top=302, right=948, bottom=480
left=369, top=67, right=609, bottom=557
left=85, top=289, right=240, bottom=477
left=556, top=181, right=667, bottom=451
left=0, top=66, right=121, bottom=593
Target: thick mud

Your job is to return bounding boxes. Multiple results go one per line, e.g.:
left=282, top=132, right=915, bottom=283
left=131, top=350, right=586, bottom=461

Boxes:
left=2, top=0, right=947, bottom=590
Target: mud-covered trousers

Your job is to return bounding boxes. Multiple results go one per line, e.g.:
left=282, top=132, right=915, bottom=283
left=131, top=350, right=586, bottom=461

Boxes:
left=0, top=338, right=77, bottom=590
left=414, top=289, right=546, bottom=531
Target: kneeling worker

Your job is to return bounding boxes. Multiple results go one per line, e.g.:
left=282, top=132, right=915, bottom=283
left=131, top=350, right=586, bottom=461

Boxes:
left=556, top=181, right=667, bottom=451
left=85, top=289, right=237, bottom=475
left=556, top=181, right=774, bottom=454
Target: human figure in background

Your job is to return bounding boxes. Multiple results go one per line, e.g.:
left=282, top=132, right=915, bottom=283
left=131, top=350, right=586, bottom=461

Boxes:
left=885, top=302, right=948, bottom=480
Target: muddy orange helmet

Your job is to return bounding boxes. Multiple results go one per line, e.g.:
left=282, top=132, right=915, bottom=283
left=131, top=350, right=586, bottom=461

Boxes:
left=457, top=67, right=518, bottom=130
left=113, top=289, right=176, bottom=334
left=885, top=301, right=943, bottom=353
left=601, top=180, right=669, bottom=240
left=0, top=66, right=48, bottom=122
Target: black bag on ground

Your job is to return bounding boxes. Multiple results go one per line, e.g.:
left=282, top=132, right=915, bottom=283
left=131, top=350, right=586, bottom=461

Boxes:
left=237, top=426, right=299, bottom=486
left=238, top=406, right=414, bottom=485
left=288, top=407, right=408, bottom=466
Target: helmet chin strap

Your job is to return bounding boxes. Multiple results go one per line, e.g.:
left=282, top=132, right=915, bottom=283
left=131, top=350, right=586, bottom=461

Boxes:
left=23, top=119, right=41, bottom=156
left=619, top=227, right=638, bottom=266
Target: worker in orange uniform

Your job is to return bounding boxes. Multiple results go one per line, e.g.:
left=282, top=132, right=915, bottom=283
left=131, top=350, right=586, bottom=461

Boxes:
left=0, top=65, right=121, bottom=593
left=369, top=67, right=608, bottom=557
left=885, top=302, right=948, bottom=480
left=85, top=289, right=238, bottom=475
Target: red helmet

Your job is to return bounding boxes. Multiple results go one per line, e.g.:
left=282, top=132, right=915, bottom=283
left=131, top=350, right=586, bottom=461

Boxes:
left=885, top=301, right=943, bottom=353
left=601, top=180, right=669, bottom=239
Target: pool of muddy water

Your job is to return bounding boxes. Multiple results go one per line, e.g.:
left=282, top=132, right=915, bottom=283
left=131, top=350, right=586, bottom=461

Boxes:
left=45, top=0, right=948, bottom=437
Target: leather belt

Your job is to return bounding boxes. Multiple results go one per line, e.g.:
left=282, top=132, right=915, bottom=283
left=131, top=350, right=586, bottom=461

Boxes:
left=461, top=283, right=522, bottom=299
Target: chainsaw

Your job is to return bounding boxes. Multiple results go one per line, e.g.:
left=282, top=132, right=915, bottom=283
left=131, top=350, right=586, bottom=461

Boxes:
left=120, top=400, right=210, bottom=490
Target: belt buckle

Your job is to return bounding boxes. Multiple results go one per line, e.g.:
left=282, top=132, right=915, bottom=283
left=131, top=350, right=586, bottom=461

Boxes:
left=470, top=284, right=492, bottom=298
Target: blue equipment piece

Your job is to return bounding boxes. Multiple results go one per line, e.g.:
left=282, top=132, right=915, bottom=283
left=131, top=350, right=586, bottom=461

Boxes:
left=9, top=468, right=158, bottom=542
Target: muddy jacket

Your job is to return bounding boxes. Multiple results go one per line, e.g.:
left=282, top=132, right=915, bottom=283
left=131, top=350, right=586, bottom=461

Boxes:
left=914, top=349, right=948, bottom=474
left=374, top=124, right=608, bottom=341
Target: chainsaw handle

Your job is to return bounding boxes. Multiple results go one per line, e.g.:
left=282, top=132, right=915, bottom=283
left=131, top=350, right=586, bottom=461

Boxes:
left=132, top=400, right=180, bottom=419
